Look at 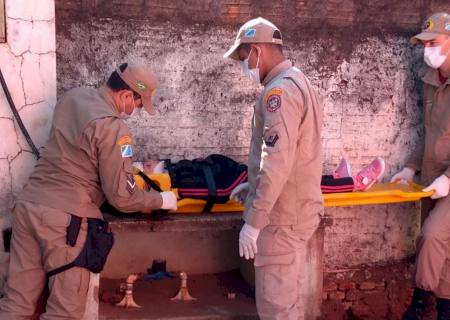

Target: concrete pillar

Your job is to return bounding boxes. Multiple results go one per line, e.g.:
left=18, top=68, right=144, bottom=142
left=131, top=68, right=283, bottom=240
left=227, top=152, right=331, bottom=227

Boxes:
left=303, top=225, right=324, bottom=319
left=83, top=274, right=100, bottom=320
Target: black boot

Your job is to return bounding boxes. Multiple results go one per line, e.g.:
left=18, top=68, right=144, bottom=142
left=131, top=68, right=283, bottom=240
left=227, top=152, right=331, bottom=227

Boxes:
left=437, top=298, right=450, bottom=320
left=402, top=287, right=431, bottom=320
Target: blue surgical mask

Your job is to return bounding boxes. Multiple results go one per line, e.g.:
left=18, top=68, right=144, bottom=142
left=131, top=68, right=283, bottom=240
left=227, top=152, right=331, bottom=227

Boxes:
left=240, top=48, right=261, bottom=84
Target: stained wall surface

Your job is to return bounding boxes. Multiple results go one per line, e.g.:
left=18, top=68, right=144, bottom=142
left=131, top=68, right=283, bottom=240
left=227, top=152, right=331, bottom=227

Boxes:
left=53, top=0, right=447, bottom=268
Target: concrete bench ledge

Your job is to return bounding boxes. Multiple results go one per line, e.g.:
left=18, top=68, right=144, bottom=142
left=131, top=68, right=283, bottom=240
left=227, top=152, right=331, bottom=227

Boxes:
left=102, top=211, right=244, bottom=279
left=104, top=212, right=244, bottom=233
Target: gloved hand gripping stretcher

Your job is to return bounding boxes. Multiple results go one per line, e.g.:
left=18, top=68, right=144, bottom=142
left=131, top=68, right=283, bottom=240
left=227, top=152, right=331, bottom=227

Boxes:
left=132, top=155, right=433, bottom=213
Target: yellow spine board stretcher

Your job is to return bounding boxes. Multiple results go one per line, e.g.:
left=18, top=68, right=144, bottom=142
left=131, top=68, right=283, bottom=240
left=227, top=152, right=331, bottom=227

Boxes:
left=134, top=172, right=433, bottom=213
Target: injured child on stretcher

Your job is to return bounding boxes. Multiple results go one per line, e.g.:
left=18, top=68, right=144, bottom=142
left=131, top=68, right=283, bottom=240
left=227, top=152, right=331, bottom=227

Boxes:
left=132, top=155, right=386, bottom=205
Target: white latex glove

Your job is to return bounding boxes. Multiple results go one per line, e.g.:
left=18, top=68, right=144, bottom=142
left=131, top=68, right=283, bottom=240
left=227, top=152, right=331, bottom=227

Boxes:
left=390, top=167, right=416, bottom=184
left=230, top=182, right=249, bottom=204
left=152, top=161, right=165, bottom=174
left=239, top=223, right=260, bottom=260
left=132, top=161, right=144, bottom=172
left=160, top=191, right=178, bottom=211
left=423, top=175, right=450, bottom=199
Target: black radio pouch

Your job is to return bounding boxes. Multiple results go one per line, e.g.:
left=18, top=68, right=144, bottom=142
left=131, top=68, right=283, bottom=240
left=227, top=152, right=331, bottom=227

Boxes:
left=47, top=215, right=114, bottom=277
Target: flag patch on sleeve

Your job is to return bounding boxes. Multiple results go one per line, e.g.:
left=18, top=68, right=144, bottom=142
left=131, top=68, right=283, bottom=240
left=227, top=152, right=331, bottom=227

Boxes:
left=121, top=144, right=133, bottom=158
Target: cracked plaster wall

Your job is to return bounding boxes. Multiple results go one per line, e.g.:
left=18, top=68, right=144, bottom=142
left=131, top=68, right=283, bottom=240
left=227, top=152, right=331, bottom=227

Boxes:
left=0, top=0, right=56, bottom=228
left=53, top=0, right=446, bottom=269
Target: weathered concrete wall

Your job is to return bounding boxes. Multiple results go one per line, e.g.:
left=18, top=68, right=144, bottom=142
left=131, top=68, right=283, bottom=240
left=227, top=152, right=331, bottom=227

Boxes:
left=55, top=0, right=449, bottom=270
left=0, top=0, right=56, bottom=289
left=323, top=203, right=421, bottom=268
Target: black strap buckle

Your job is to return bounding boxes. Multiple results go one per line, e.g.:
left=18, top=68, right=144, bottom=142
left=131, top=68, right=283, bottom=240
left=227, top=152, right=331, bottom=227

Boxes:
left=201, top=165, right=217, bottom=213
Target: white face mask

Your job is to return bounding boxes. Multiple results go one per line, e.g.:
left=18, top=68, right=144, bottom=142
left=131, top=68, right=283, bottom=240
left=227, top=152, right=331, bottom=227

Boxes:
left=119, top=96, right=139, bottom=120
left=240, top=48, right=261, bottom=84
left=424, top=41, right=448, bottom=69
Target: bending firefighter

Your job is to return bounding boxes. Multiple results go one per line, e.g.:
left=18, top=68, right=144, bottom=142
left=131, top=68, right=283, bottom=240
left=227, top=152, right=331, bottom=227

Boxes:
left=0, top=63, right=177, bottom=319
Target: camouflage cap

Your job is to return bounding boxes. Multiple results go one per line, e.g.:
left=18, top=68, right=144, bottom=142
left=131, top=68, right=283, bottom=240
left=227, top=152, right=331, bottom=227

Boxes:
left=411, top=12, right=450, bottom=44
left=223, top=17, right=283, bottom=60
left=116, top=63, right=158, bottom=115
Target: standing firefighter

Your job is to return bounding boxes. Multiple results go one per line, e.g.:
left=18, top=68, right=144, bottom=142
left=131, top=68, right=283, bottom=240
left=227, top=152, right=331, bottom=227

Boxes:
left=225, top=18, right=324, bottom=319
left=389, top=12, right=450, bottom=320
left=0, top=63, right=177, bottom=319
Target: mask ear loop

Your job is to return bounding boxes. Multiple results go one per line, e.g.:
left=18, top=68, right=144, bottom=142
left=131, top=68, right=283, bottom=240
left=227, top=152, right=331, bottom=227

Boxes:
left=254, top=46, right=261, bottom=69
left=247, top=46, right=261, bottom=69
left=131, top=96, right=137, bottom=111
left=122, top=92, right=136, bottom=115
left=122, top=95, right=137, bottom=114
left=121, top=98, right=126, bottom=114
left=246, top=47, right=253, bottom=64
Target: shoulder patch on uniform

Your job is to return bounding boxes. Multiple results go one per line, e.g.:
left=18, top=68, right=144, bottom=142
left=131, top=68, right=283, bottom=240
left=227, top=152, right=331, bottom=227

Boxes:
left=264, top=87, right=283, bottom=113
left=264, top=88, right=283, bottom=102
left=121, top=144, right=133, bottom=158
left=117, top=135, right=132, bottom=146
left=267, top=95, right=281, bottom=112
